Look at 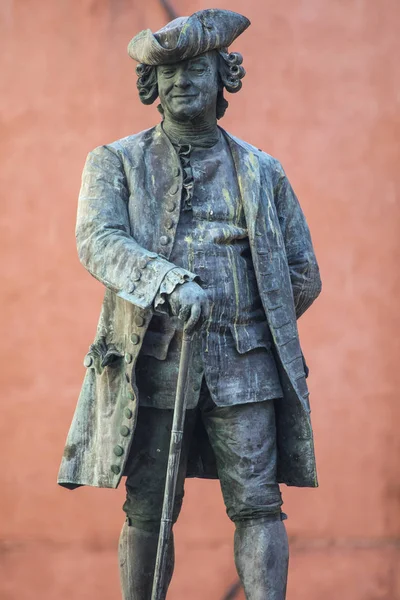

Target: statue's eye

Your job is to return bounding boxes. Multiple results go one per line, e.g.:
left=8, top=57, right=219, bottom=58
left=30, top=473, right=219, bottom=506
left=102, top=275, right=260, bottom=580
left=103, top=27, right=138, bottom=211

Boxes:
left=161, top=69, right=176, bottom=77
left=190, top=65, right=206, bottom=74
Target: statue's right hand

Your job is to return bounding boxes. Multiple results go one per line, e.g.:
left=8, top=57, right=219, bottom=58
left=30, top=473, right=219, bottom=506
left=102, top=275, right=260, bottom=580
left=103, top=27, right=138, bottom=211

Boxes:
left=168, top=281, right=210, bottom=333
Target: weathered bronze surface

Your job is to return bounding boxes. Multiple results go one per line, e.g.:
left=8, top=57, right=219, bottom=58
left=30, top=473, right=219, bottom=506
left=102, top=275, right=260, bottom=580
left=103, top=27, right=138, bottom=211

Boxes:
left=58, top=8, right=321, bottom=599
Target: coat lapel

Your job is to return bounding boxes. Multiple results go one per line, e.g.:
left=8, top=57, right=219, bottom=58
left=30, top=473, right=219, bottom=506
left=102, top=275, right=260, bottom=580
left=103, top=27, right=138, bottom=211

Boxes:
left=224, top=131, right=261, bottom=244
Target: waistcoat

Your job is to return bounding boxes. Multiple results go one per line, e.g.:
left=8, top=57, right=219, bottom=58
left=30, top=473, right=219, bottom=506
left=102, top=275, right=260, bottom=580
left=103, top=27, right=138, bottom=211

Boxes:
left=136, top=133, right=283, bottom=408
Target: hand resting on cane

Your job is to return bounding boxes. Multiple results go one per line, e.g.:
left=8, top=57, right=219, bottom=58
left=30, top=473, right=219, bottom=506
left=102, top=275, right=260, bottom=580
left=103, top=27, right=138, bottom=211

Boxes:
left=167, top=281, right=210, bottom=333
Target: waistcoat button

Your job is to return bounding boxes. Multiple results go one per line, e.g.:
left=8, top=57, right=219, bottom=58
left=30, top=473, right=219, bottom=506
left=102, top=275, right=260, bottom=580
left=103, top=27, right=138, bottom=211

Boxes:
left=135, top=316, right=145, bottom=327
left=130, top=334, right=140, bottom=345
left=120, top=426, right=130, bottom=437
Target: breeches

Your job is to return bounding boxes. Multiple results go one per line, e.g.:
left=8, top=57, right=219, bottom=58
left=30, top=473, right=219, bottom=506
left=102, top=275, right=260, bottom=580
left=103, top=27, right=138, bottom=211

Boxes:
left=123, top=379, right=283, bottom=532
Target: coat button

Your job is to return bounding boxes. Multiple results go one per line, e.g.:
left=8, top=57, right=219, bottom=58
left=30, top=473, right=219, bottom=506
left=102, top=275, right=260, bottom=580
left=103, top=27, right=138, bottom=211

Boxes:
left=130, top=334, right=140, bottom=345
left=127, top=391, right=135, bottom=401
left=139, top=257, right=149, bottom=269
left=169, top=184, right=179, bottom=194
left=165, top=218, right=174, bottom=230
left=160, top=236, right=169, bottom=246
left=129, top=284, right=136, bottom=293
left=132, top=269, right=141, bottom=282
left=195, top=365, right=203, bottom=374
left=124, top=408, right=133, bottom=419
left=111, top=465, right=121, bottom=475
left=193, top=383, right=201, bottom=392
left=166, top=202, right=176, bottom=212
left=125, top=353, right=133, bottom=364
left=135, top=315, right=145, bottom=327
left=120, top=426, right=130, bottom=437
left=114, top=445, right=124, bottom=457
left=83, top=355, right=93, bottom=368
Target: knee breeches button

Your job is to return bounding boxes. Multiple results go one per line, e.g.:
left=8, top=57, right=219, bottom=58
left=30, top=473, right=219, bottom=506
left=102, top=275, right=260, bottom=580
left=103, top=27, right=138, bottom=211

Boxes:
left=135, top=316, right=145, bottom=327
left=114, top=445, right=124, bottom=457
left=130, top=334, right=140, bottom=345
left=124, top=408, right=133, bottom=419
left=120, top=426, right=130, bottom=437
left=111, top=464, right=121, bottom=475
left=125, top=353, right=133, bottom=364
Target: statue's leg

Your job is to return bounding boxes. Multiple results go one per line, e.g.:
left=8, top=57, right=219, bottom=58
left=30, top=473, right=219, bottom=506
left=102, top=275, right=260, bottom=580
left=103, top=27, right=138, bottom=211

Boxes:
left=202, top=396, right=287, bottom=599
left=119, top=522, right=174, bottom=600
left=119, top=406, right=195, bottom=600
left=234, top=516, right=289, bottom=600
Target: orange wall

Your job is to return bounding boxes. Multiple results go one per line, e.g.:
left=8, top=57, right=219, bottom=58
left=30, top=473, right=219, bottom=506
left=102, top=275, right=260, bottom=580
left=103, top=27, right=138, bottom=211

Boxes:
left=1, top=1, right=399, bottom=599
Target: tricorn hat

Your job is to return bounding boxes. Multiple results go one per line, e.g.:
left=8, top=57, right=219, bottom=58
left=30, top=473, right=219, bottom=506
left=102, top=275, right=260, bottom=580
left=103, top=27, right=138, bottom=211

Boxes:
left=127, top=9, right=250, bottom=65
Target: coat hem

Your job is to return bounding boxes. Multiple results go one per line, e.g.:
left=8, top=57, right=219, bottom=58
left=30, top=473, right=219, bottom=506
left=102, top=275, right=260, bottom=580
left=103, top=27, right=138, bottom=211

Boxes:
left=57, top=479, right=119, bottom=490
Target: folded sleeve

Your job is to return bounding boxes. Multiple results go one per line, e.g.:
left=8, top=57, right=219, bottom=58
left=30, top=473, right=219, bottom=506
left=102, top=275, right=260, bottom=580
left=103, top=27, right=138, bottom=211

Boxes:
left=76, top=145, right=195, bottom=309
left=153, top=268, right=197, bottom=314
left=273, top=161, right=322, bottom=318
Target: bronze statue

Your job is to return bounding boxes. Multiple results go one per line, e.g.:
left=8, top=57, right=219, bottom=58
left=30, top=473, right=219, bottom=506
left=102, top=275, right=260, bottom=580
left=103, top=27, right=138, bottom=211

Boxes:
left=58, top=9, right=321, bottom=599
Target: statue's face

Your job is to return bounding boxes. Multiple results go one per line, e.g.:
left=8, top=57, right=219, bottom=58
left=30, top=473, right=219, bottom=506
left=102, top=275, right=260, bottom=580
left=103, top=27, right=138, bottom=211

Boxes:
left=157, top=52, right=219, bottom=121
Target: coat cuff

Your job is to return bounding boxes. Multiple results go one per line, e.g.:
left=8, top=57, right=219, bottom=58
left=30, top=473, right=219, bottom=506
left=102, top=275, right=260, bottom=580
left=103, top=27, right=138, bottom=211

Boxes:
left=154, top=267, right=197, bottom=314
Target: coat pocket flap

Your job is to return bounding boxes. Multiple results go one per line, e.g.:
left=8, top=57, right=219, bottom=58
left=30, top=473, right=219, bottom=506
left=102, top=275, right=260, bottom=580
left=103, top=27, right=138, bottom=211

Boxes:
left=229, top=321, right=273, bottom=354
left=100, top=347, right=124, bottom=368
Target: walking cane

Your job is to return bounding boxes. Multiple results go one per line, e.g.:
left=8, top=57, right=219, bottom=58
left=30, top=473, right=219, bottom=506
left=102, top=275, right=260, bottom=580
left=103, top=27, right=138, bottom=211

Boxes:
left=151, top=325, right=194, bottom=600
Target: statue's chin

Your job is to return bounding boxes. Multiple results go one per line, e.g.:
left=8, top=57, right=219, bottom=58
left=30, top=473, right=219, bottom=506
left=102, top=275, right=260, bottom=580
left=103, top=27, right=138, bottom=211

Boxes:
left=162, top=99, right=208, bottom=123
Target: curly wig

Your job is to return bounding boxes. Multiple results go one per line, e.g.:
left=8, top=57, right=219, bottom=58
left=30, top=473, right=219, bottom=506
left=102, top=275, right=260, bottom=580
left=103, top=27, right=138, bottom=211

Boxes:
left=135, top=50, right=245, bottom=120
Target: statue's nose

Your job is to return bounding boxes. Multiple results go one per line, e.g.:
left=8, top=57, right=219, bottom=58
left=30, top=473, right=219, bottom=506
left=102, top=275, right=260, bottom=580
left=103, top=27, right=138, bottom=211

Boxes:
left=174, top=71, right=191, bottom=89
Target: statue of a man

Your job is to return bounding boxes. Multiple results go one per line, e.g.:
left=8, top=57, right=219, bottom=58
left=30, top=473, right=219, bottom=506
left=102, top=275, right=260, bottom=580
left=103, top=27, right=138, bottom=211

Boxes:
left=58, top=9, right=321, bottom=599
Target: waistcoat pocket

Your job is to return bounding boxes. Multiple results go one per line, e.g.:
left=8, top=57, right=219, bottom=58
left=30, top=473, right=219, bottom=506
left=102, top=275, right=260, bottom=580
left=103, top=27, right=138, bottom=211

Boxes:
left=229, top=321, right=273, bottom=354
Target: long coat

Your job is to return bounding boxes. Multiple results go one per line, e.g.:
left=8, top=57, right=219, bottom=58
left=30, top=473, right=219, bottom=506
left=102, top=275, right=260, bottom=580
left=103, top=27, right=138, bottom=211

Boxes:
left=58, top=124, right=322, bottom=490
